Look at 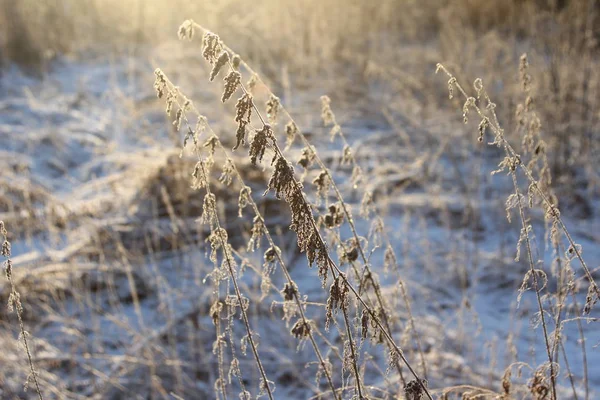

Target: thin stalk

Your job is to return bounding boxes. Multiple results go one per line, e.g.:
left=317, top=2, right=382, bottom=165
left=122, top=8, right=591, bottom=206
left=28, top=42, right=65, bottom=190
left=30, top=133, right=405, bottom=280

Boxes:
left=165, top=77, right=336, bottom=393
left=198, top=156, right=274, bottom=400
left=224, top=57, right=431, bottom=398
left=218, top=35, right=409, bottom=387
left=171, top=99, right=275, bottom=399
left=509, top=169, right=557, bottom=400
left=172, top=23, right=431, bottom=398
left=436, top=64, right=599, bottom=309
left=1, top=221, right=44, bottom=400
left=163, top=76, right=340, bottom=399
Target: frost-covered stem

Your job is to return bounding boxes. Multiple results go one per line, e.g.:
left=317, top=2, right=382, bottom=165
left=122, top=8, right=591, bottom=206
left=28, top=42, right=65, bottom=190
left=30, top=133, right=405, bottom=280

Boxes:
left=218, top=141, right=340, bottom=398
left=215, top=302, right=228, bottom=400
left=180, top=22, right=431, bottom=398
left=223, top=60, right=368, bottom=394
left=223, top=41, right=409, bottom=386
left=198, top=158, right=274, bottom=400
left=231, top=62, right=432, bottom=400
left=170, top=99, right=274, bottom=399
left=341, top=302, right=365, bottom=399
left=228, top=64, right=431, bottom=399
left=549, top=242, right=568, bottom=371
left=398, top=280, right=427, bottom=379
left=1, top=221, right=44, bottom=400
left=509, top=169, right=556, bottom=400
left=436, top=64, right=599, bottom=309
left=569, top=287, right=589, bottom=400
left=161, top=76, right=340, bottom=399
left=559, top=340, right=579, bottom=400
left=212, top=271, right=228, bottom=400
left=326, top=98, right=428, bottom=380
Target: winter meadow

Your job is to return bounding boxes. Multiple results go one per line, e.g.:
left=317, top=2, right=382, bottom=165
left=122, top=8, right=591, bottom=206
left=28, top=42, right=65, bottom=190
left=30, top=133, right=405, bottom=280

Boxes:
left=0, top=1, right=599, bottom=399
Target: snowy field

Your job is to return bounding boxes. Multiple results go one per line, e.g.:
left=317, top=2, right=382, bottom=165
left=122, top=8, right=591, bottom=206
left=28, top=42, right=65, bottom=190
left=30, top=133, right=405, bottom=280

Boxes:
left=1, top=42, right=599, bottom=400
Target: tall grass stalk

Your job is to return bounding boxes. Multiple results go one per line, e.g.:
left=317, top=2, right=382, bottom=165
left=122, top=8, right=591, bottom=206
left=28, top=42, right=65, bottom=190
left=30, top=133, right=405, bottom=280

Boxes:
left=435, top=63, right=599, bottom=315
left=1, top=221, right=44, bottom=400
left=158, top=20, right=432, bottom=399
left=190, top=18, right=428, bottom=391
left=157, top=73, right=340, bottom=399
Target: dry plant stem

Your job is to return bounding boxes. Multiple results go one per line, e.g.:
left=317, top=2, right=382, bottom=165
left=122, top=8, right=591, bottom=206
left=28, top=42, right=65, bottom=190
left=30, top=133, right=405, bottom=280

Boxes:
left=509, top=171, right=557, bottom=400
left=215, top=285, right=228, bottom=400
left=177, top=22, right=430, bottom=399
left=398, top=281, right=427, bottom=379
left=228, top=169, right=339, bottom=398
left=223, top=56, right=376, bottom=393
left=549, top=242, right=580, bottom=400
left=162, top=80, right=339, bottom=400
left=559, top=340, right=579, bottom=400
left=436, top=64, right=600, bottom=307
left=570, top=292, right=589, bottom=400
left=341, top=304, right=365, bottom=399
left=231, top=69, right=431, bottom=399
left=230, top=171, right=340, bottom=399
left=220, top=36, right=407, bottom=385
left=327, top=99, right=428, bottom=380
left=0, top=221, right=44, bottom=400
left=228, top=65, right=432, bottom=400
left=198, top=161, right=274, bottom=400
left=171, top=101, right=274, bottom=399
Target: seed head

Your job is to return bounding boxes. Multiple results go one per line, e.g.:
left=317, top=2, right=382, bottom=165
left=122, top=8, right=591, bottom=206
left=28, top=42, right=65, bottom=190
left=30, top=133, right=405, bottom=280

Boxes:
left=320, top=95, right=335, bottom=126
left=249, top=125, right=273, bottom=165
left=404, top=379, right=428, bottom=400
left=210, top=52, right=230, bottom=81
left=266, top=94, right=280, bottom=125
left=202, top=32, right=222, bottom=64
left=291, top=319, right=311, bottom=338
left=232, top=54, right=241, bottom=70
left=234, top=94, right=253, bottom=150
left=222, top=71, right=241, bottom=103
left=281, top=282, right=298, bottom=301
left=178, top=20, right=194, bottom=40
left=284, top=121, right=298, bottom=151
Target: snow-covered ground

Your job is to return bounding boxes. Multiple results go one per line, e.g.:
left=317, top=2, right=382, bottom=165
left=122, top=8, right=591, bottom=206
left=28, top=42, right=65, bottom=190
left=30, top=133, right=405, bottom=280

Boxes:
left=0, top=49, right=598, bottom=399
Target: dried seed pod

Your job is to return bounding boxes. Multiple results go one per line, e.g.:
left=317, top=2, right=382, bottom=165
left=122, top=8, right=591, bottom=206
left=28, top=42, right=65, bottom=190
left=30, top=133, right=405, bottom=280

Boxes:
left=177, top=20, right=194, bottom=40
left=218, top=158, right=235, bottom=186
left=210, top=52, right=230, bottom=81
left=247, top=216, right=264, bottom=251
left=298, top=146, right=315, bottom=169
left=284, top=121, right=298, bottom=151
left=320, top=95, right=335, bottom=126
left=404, top=379, right=428, bottom=400
left=238, top=186, right=251, bottom=217
left=266, top=156, right=295, bottom=200
left=281, top=282, right=298, bottom=301
left=266, top=94, right=280, bottom=125
left=313, top=170, right=330, bottom=204
left=234, top=94, right=253, bottom=150
left=232, top=54, right=241, bottom=70
left=202, top=32, right=222, bottom=64
left=361, top=309, right=369, bottom=340
left=210, top=300, right=223, bottom=325
left=222, top=71, right=241, bottom=103
left=153, top=69, right=167, bottom=98
left=324, top=203, right=344, bottom=229
left=201, top=193, right=217, bottom=225
left=249, top=125, right=273, bottom=165
left=291, top=319, right=311, bottom=338
left=325, top=274, right=349, bottom=330
left=247, top=74, right=258, bottom=93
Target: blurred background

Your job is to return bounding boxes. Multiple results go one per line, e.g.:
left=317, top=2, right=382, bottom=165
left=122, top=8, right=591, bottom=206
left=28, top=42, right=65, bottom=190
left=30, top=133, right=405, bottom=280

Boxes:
left=0, top=0, right=599, bottom=399
left=2, top=0, right=598, bottom=192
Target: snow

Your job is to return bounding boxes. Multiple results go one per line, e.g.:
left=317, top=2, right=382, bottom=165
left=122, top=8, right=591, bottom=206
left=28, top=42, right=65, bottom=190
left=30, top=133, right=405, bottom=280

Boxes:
left=0, top=51, right=598, bottom=399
